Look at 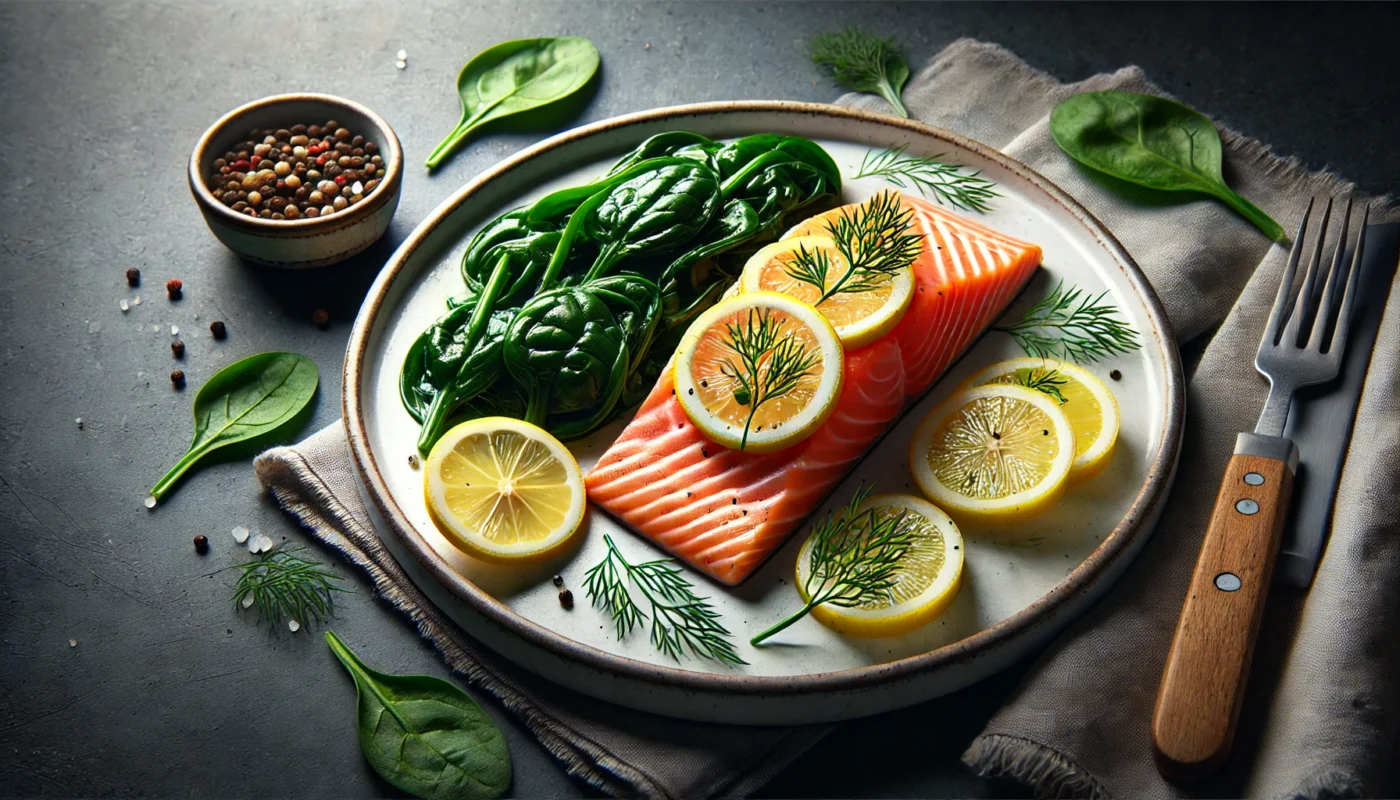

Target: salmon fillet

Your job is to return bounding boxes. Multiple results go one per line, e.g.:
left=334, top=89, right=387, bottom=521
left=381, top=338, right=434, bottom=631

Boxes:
left=585, top=194, right=1041, bottom=585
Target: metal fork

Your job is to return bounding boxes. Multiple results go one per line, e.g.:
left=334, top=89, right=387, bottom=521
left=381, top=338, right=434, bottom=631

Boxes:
left=1152, top=197, right=1370, bottom=782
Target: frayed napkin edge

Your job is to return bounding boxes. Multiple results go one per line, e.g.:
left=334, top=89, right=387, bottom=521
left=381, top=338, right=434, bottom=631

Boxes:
left=962, top=733, right=1109, bottom=799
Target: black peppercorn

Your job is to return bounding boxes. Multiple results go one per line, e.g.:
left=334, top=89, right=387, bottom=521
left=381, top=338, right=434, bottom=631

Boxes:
left=171, top=340, right=185, bottom=358
left=558, top=589, right=574, bottom=609
left=210, top=320, right=227, bottom=340
left=171, top=369, right=186, bottom=389
left=193, top=535, right=209, bottom=554
left=166, top=279, right=182, bottom=300
left=311, top=308, right=330, bottom=329
left=551, top=575, right=564, bottom=587
left=1110, top=369, right=1122, bottom=381
left=126, top=268, right=140, bottom=286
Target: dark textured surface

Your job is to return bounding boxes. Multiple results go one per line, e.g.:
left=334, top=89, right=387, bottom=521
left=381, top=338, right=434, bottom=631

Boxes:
left=1, top=2, right=1396, bottom=797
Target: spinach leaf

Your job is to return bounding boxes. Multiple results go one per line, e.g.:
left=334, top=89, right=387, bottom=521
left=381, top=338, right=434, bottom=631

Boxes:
left=587, top=273, right=663, bottom=374
left=150, top=352, right=317, bottom=503
left=503, top=288, right=628, bottom=439
left=583, top=161, right=722, bottom=280
left=606, top=131, right=720, bottom=175
left=425, top=37, right=600, bottom=170
left=1050, top=91, right=1286, bottom=243
left=325, top=631, right=511, bottom=800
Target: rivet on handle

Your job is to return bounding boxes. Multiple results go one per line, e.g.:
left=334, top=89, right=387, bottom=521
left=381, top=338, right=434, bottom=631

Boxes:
left=1215, top=572, right=1242, bottom=592
left=1236, top=499, right=1260, bottom=515
left=1243, top=472, right=1265, bottom=486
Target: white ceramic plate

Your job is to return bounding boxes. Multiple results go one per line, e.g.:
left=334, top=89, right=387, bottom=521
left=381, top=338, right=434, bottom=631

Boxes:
left=344, top=102, right=1184, bottom=724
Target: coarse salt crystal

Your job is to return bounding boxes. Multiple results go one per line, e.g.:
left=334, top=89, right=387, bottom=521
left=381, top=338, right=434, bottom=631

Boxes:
left=232, top=526, right=250, bottom=543
left=119, top=299, right=130, bottom=312
left=69, top=639, right=77, bottom=647
left=132, top=296, right=142, bottom=306
left=143, top=496, right=157, bottom=509
left=75, top=417, right=83, bottom=428
left=249, top=533, right=274, bottom=554
left=288, top=620, right=301, bottom=632
left=396, top=49, right=408, bottom=60
left=171, top=325, right=179, bottom=336
left=396, top=60, right=407, bottom=70
left=241, top=593, right=255, bottom=609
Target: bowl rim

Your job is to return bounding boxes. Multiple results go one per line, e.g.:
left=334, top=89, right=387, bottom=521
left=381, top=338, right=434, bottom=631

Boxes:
left=341, top=101, right=1187, bottom=700
left=188, top=92, right=404, bottom=235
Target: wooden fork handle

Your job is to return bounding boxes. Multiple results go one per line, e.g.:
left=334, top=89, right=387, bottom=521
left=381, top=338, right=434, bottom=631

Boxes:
left=1152, top=433, right=1298, bottom=782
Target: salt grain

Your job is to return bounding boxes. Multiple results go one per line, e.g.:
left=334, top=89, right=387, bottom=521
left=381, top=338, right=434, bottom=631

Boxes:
left=288, top=619, right=301, bottom=632
left=69, top=639, right=78, bottom=648
left=171, top=325, right=179, bottom=336
left=143, top=495, right=157, bottom=509
left=75, top=417, right=83, bottom=429
left=119, top=299, right=129, bottom=312
left=395, top=60, right=407, bottom=70
left=132, top=296, right=142, bottom=306
left=241, top=593, right=255, bottom=609
left=396, top=49, right=408, bottom=60
left=248, top=533, right=274, bottom=554
left=232, top=526, right=250, bottom=543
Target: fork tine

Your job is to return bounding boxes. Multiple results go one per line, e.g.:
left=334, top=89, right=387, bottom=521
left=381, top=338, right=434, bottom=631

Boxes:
left=1282, top=197, right=1333, bottom=346
left=1307, top=197, right=1353, bottom=351
left=1263, top=199, right=1313, bottom=347
left=1328, top=202, right=1370, bottom=357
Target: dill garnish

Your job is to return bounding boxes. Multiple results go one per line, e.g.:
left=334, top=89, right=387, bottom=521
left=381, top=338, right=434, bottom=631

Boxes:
left=1013, top=368, right=1069, bottom=404
left=783, top=191, right=922, bottom=302
left=994, top=281, right=1142, bottom=363
left=854, top=146, right=1000, bottom=213
left=232, top=547, right=347, bottom=631
left=809, top=28, right=911, bottom=118
left=751, top=487, right=918, bottom=646
left=718, top=306, right=822, bottom=450
left=583, top=535, right=746, bottom=665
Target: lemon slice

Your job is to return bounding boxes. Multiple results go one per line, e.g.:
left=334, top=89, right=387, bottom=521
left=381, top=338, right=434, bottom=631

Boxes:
left=423, top=417, right=585, bottom=564
left=796, top=494, right=964, bottom=638
left=673, top=291, right=843, bottom=453
left=780, top=202, right=863, bottom=241
left=739, top=234, right=914, bottom=349
left=964, top=358, right=1121, bottom=482
left=910, top=384, right=1074, bottom=524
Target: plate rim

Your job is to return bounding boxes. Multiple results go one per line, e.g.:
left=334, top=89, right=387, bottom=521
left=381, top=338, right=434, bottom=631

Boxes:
left=342, top=100, right=1185, bottom=698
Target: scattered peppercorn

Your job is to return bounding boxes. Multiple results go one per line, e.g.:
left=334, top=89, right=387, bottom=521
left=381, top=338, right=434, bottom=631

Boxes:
left=206, top=121, right=386, bottom=221
left=311, top=308, right=330, bottom=329
left=210, top=320, right=227, bottom=340
left=125, top=268, right=141, bottom=286
left=407, top=454, right=419, bottom=468
left=166, top=279, right=183, bottom=300
left=193, top=535, right=209, bottom=554
left=171, top=340, right=185, bottom=358
left=551, top=575, right=564, bottom=588
left=170, top=369, right=186, bottom=389
left=558, top=589, right=574, bottom=609
left=1110, top=369, right=1122, bottom=381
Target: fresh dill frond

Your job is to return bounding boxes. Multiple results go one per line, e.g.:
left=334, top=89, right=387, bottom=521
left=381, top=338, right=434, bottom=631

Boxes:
left=232, top=547, right=347, bottom=631
left=810, top=28, right=911, bottom=118
left=783, top=191, right=922, bottom=302
left=1012, top=368, right=1069, bottom=404
left=854, top=146, right=1000, bottom=213
left=751, top=486, right=918, bottom=646
left=994, top=281, right=1142, bottom=363
left=583, top=535, right=746, bottom=665
left=718, top=307, right=822, bottom=450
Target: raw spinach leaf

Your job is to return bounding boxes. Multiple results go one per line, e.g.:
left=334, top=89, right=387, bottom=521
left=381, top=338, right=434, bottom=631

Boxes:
left=1049, top=91, right=1286, bottom=242
left=326, top=631, right=511, bottom=800
left=425, top=37, right=600, bottom=170
left=150, top=352, right=318, bottom=502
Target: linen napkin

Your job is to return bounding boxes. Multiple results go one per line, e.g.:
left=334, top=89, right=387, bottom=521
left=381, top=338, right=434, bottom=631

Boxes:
left=257, top=39, right=1400, bottom=799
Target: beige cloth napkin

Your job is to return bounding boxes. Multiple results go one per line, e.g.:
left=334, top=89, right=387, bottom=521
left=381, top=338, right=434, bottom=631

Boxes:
left=256, top=39, right=1399, bottom=799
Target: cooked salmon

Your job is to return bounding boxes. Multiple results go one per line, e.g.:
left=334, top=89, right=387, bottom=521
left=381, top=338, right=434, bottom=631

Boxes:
left=584, top=193, right=1041, bottom=585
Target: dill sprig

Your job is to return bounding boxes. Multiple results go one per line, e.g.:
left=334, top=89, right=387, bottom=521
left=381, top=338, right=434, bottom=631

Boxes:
left=1012, top=367, right=1069, bottom=404
left=854, top=146, right=1000, bottom=213
left=751, top=486, right=918, bottom=646
left=232, top=547, right=347, bottom=631
left=810, top=28, right=911, bottom=118
left=994, top=281, right=1142, bottom=363
left=784, top=191, right=922, bottom=302
left=719, top=307, right=822, bottom=450
left=583, top=535, right=746, bottom=665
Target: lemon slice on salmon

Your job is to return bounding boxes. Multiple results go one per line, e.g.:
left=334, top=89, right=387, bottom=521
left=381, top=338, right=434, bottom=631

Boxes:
left=795, top=494, right=964, bottom=638
left=424, top=417, right=585, bottom=564
left=964, top=358, right=1121, bottom=482
left=739, top=234, right=915, bottom=349
left=673, top=291, right=843, bottom=453
left=910, top=384, right=1074, bottom=524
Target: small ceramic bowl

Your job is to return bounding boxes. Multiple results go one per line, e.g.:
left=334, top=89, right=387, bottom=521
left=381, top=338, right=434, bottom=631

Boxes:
left=189, top=93, right=403, bottom=268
